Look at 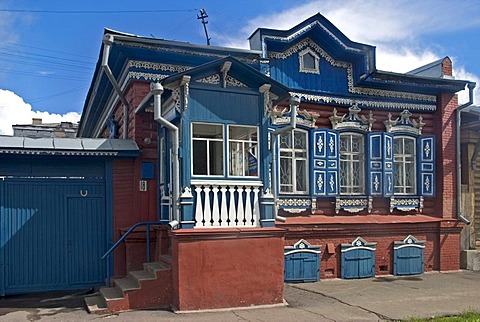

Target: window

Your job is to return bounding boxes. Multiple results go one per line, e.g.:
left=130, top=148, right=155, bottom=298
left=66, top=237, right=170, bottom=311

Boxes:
left=192, top=123, right=224, bottom=176
left=299, top=48, right=320, bottom=74
left=279, top=129, right=308, bottom=194
left=393, top=136, right=416, bottom=195
left=228, top=125, right=258, bottom=177
left=340, top=133, right=365, bottom=195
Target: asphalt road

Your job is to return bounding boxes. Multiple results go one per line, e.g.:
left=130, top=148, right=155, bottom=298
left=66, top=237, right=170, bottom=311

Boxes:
left=1, top=270, right=479, bottom=321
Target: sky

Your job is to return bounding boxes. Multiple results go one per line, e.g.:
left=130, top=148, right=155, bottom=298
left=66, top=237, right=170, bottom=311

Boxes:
left=0, top=0, right=479, bottom=135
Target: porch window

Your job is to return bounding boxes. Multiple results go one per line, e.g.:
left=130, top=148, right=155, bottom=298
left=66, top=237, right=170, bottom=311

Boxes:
left=339, top=133, right=365, bottom=195
left=279, top=129, right=308, bottom=194
left=192, top=123, right=224, bottom=176
left=393, top=136, right=416, bottom=195
left=228, top=125, right=259, bottom=177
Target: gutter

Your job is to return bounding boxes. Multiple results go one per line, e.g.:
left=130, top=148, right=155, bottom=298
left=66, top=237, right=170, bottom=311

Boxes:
left=456, top=81, right=476, bottom=225
left=150, top=82, right=180, bottom=226
left=102, top=34, right=129, bottom=139
left=269, top=96, right=300, bottom=222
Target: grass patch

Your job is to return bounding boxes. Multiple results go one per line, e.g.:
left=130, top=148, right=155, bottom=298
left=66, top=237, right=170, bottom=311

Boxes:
left=407, top=310, right=480, bottom=321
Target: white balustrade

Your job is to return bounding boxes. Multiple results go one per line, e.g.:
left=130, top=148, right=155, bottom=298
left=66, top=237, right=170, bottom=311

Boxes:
left=191, top=180, right=261, bottom=228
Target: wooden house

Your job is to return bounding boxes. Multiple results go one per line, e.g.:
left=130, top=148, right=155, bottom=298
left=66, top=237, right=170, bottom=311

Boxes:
left=3, top=13, right=473, bottom=312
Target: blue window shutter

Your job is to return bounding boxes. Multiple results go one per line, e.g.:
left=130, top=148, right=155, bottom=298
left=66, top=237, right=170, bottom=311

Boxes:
left=418, top=135, right=435, bottom=196
left=311, top=129, right=339, bottom=197
left=367, top=133, right=383, bottom=196
left=383, top=133, right=394, bottom=197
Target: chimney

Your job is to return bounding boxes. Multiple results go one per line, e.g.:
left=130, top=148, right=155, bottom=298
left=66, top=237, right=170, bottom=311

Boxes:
left=32, top=118, right=42, bottom=125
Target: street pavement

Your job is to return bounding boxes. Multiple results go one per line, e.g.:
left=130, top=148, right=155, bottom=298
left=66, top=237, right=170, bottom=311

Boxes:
left=1, top=270, right=480, bottom=321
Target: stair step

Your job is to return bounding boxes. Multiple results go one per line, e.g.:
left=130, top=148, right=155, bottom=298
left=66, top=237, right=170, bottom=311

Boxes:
left=85, top=295, right=109, bottom=314
left=115, top=277, right=140, bottom=292
left=100, top=286, right=124, bottom=301
left=129, top=269, right=156, bottom=281
left=144, top=261, right=169, bottom=273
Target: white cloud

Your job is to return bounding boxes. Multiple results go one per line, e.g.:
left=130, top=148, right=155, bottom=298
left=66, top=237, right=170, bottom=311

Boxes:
left=223, top=0, right=479, bottom=105
left=0, top=89, right=81, bottom=136
left=454, top=68, right=480, bottom=106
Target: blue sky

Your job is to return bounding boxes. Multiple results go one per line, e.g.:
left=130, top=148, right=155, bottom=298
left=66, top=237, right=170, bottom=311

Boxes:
left=0, top=0, right=479, bottom=135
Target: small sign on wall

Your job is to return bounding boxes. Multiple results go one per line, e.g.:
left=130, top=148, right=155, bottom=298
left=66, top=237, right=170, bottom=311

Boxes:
left=139, top=180, right=147, bottom=192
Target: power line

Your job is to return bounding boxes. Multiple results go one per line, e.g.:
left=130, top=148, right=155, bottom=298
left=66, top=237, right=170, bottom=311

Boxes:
left=0, top=8, right=198, bottom=14
left=0, top=40, right=95, bottom=60
left=28, top=84, right=90, bottom=103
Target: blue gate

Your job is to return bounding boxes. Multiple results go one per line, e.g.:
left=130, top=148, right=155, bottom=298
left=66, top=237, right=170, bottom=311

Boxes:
left=0, top=177, right=108, bottom=295
left=394, top=235, right=425, bottom=276
left=284, top=239, right=321, bottom=283
left=341, top=237, right=376, bottom=279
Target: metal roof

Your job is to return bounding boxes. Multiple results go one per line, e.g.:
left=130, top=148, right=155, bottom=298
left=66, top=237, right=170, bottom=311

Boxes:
left=0, top=137, right=140, bottom=157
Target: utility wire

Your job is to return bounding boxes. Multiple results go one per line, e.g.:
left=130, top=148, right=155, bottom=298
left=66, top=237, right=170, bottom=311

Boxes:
left=28, top=84, right=90, bottom=103
left=0, top=39, right=95, bottom=60
left=0, top=9, right=198, bottom=14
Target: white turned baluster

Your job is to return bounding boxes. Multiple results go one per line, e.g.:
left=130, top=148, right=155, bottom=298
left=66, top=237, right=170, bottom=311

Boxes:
left=203, top=186, right=212, bottom=226
left=244, top=186, right=252, bottom=226
left=220, top=187, right=228, bottom=226
left=194, top=186, right=204, bottom=227
left=252, top=187, right=259, bottom=226
left=211, top=185, right=220, bottom=226
left=237, top=186, right=245, bottom=226
left=229, top=187, right=236, bottom=226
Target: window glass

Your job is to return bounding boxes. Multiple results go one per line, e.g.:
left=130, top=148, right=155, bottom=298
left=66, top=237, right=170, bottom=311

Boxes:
left=303, top=53, right=316, bottom=70
left=228, top=125, right=258, bottom=177
left=279, top=130, right=308, bottom=194
left=192, top=123, right=224, bottom=176
left=394, top=136, right=416, bottom=195
left=339, top=133, right=365, bottom=195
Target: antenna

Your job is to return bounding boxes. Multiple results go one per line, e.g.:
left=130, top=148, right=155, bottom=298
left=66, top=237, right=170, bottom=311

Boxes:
left=197, top=8, right=211, bottom=45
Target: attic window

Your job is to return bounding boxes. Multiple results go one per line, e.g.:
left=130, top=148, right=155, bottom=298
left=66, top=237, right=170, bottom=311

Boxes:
left=299, top=48, right=320, bottom=74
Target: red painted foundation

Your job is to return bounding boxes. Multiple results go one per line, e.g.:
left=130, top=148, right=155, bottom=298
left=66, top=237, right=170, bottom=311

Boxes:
left=169, top=228, right=286, bottom=311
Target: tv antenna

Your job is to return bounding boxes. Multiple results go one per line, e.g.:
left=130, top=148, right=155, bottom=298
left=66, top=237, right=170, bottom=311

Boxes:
left=197, top=8, right=211, bottom=45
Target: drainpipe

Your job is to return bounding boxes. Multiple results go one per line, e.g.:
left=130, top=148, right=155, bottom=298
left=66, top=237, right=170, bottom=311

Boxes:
left=270, top=96, right=300, bottom=222
left=150, top=82, right=180, bottom=225
left=102, top=34, right=129, bottom=139
left=456, top=81, right=476, bottom=225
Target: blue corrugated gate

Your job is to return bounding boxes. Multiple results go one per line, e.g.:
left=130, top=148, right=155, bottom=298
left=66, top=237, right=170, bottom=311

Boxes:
left=0, top=175, right=108, bottom=295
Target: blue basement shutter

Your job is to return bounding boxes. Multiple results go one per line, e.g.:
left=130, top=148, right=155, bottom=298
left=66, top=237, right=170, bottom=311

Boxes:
left=418, top=135, right=435, bottom=196
left=311, top=129, right=339, bottom=197
left=383, top=133, right=394, bottom=197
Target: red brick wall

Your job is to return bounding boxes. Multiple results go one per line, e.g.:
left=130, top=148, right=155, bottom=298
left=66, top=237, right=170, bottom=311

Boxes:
left=170, top=228, right=286, bottom=311
left=283, top=222, right=441, bottom=279
left=434, top=92, right=458, bottom=220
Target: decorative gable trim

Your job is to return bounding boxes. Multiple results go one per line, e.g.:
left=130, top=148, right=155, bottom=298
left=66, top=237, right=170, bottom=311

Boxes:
left=196, top=74, right=220, bottom=85
left=270, top=38, right=436, bottom=103
left=226, top=75, right=248, bottom=87
left=262, top=20, right=363, bottom=54
left=289, top=91, right=436, bottom=112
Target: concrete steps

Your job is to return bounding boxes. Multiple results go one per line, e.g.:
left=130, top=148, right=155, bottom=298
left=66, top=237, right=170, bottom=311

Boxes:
left=85, top=260, right=172, bottom=314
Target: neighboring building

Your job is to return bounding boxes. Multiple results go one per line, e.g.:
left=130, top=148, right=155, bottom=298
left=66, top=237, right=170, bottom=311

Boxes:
left=0, top=13, right=474, bottom=313
left=12, top=118, right=78, bottom=138
left=460, top=105, right=480, bottom=270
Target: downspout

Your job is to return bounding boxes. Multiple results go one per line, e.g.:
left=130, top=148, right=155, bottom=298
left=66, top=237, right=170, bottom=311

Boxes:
left=270, top=96, right=300, bottom=222
left=456, top=81, right=476, bottom=224
left=150, top=82, right=180, bottom=225
left=102, top=34, right=129, bottom=139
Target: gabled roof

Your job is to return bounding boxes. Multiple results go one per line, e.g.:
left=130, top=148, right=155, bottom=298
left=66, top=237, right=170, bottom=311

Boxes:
left=162, top=56, right=291, bottom=103
left=249, top=13, right=376, bottom=82
left=407, top=58, right=447, bottom=78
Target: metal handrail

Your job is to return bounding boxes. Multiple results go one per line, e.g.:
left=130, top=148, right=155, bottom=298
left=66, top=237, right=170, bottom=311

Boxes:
left=102, top=221, right=163, bottom=286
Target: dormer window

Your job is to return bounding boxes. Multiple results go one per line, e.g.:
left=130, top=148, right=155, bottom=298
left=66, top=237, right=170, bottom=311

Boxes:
left=299, top=48, right=320, bottom=74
